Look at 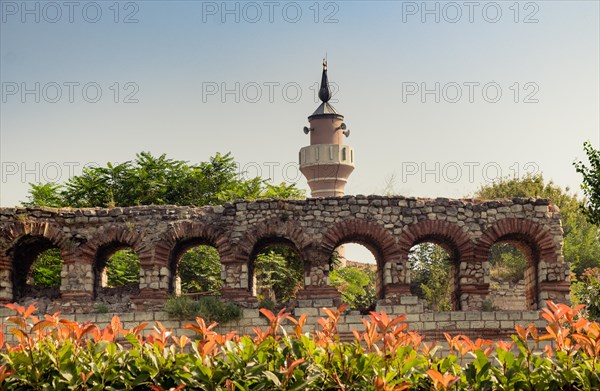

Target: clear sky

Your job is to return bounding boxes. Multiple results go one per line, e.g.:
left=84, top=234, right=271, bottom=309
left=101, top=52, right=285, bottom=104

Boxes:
left=1, top=1, right=598, bottom=224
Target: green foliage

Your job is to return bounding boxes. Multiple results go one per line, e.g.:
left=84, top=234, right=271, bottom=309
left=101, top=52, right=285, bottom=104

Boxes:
left=2, top=301, right=600, bottom=390
left=23, top=152, right=304, bottom=208
left=571, top=268, right=600, bottom=321
left=29, top=248, right=63, bottom=287
left=194, top=296, right=242, bottom=323
left=163, top=295, right=199, bottom=318
left=260, top=182, right=305, bottom=200
left=409, top=243, right=453, bottom=311
left=104, top=249, right=140, bottom=287
left=474, top=173, right=600, bottom=279
left=481, top=299, right=496, bottom=312
left=164, top=295, right=241, bottom=323
left=22, top=183, right=64, bottom=208
left=258, top=298, right=277, bottom=313
left=95, top=303, right=109, bottom=314
left=178, top=246, right=222, bottom=294
left=330, top=266, right=376, bottom=312
left=21, top=152, right=305, bottom=296
left=574, top=141, right=600, bottom=225
left=254, top=247, right=304, bottom=304
left=489, top=243, right=528, bottom=283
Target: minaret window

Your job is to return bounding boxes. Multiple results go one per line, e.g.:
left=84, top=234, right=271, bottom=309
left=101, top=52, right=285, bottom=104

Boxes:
left=342, top=148, right=347, bottom=161
left=315, top=146, right=320, bottom=161
left=329, top=146, right=334, bottom=160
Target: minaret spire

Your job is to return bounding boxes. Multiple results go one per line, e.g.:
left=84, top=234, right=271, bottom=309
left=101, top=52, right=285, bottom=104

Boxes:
left=318, top=59, right=331, bottom=103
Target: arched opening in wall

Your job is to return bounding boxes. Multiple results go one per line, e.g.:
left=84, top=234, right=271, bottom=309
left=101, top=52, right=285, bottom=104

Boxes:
left=94, top=243, right=140, bottom=306
left=250, top=238, right=304, bottom=309
left=487, top=238, right=536, bottom=310
left=168, top=240, right=222, bottom=298
left=10, top=236, right=64, bottom=301
left=329, top=243, right=378, bottom=314
left=408, top=242, right=456, bottom=311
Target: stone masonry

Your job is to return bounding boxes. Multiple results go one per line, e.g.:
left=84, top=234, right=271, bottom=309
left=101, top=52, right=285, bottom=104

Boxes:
left=0, top=195, right=570, bottom=314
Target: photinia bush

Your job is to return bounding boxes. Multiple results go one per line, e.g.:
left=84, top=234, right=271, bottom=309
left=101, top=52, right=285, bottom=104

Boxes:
left=0, top=301, right=599, bottom=390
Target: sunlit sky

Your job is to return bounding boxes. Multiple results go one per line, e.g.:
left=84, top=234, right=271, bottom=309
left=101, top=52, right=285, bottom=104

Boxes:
left=1, top=1, right=599, bottom=262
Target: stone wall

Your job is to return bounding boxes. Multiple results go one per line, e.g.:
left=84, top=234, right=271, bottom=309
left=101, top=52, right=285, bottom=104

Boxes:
left=489, top=278, right=528, bottom=311
left=0, top=302, right=549, bottom=346
left=0, top=195, right=570, bottom=313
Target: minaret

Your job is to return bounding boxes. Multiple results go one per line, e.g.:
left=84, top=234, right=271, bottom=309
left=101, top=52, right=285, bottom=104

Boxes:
left=299, top=60, right=354, bottom=197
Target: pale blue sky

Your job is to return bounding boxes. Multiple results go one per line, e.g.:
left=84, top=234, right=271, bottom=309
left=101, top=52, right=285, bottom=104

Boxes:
left=1, top=0, right=598, bottom=213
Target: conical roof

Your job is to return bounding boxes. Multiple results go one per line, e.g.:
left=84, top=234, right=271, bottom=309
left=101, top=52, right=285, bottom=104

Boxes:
left=308, top=60, right=344, bottom=120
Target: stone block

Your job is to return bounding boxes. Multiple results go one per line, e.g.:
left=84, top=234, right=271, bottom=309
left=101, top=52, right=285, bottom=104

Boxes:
left=465, top=312, right=481, bottom=321
left=295, top=308, right=319, bottom=317
left=481, top=312, right=495, bottom=321
left=450, top=312, right=465, bottom=321
left=522, top=312, right=540, bottom=321
left=400, top=295, right=419, bottom=305
left=508, top=312, right=522, bottom=320
left=135, top=312, right=155, bottom=322
left=434, top=313, right=450, bottom=321
left=495, top=312, right=509, bottom=320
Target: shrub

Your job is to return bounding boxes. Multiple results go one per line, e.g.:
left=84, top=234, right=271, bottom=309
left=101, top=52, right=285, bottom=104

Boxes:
left=195, top=296, right=241, bottom=323
left=164, top=294, right=198, bottom=318
left=1, top=301, right=599, bottom=390
left=571, top=267, right=600, bottom=321
left=164, top=295, right=241, bottom=323
left=95, top=303, right=110, bottom=313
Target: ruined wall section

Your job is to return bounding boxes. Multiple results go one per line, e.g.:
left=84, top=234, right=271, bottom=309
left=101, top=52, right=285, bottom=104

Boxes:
left=0, top=196, right=570, bottom=313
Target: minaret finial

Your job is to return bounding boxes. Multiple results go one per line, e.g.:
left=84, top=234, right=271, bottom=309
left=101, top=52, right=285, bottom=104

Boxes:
left=318, top=58, right=331, bottom=103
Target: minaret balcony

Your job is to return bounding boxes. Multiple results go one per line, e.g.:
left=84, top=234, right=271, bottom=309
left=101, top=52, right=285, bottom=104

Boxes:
left=299, top=144, right=354, bottom=167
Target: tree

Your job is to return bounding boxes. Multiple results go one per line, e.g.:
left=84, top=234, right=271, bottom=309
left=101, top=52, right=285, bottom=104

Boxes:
left=474, top=174, right=600, bottom=278
left=254, top=247, right=304, bottom=304
left=330, top=266, right=376, bottom=312
left=23, top=151, right=305, bottom=208
left=571, top=268, right=600, bottom=321
left=574, top=141, right=600, bottom=225
left=409, top=243, right=453, bottom=312
left=29, top=248, right=63, bottom=287
left=23, top=183, right=64, bottom=208
left=178, top=246, right=222, bottom=294
left=488, top=243, right=528, bottom=283
left=105, top=249, right=140, bottom=287
left=21, top=151, right=305, bottom=297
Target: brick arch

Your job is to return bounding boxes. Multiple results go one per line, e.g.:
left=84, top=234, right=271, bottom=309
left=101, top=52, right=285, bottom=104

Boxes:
left=77, top=226, right=151, bottom=297
left=398, top=220, right=474, bottom=261
left=475, top=218, right=558, bottom=263
left=398, top=220, right=474, bottom=310
left=3, top=221, right=70, bottom=253
left=1, top=222, right=73, bottom=302
left=321, top=219, right=401, bottom=265
left=154, top=221, right=233, bottom=266
left=476, top=218, right=560, bottom=310
left=236, top=218, right=313, bottom=262
left=78, top=226, right=151, bottom=265
left=154, top=221, right=233, bottom=294
left=234, top=218, right=313, bottom=296
left=320, top=219, right=402, bottom=300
